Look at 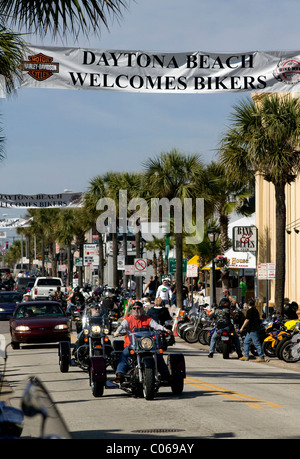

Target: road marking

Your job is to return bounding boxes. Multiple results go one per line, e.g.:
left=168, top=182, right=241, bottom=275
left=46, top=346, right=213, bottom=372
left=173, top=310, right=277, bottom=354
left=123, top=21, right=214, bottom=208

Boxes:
left=185, top=376, right=284, bottom=410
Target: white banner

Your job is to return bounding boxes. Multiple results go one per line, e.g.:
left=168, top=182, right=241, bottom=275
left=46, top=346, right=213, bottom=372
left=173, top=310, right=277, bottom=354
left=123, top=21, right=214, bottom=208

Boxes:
left=0, top=217, right=32, bottom=228
left=18, top=46, right=300, bottom=94
left=0, top=192, right=83, bottom=209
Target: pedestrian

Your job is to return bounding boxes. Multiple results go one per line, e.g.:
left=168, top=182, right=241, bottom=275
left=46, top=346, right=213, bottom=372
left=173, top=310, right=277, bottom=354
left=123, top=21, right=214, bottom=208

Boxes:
left=147, top=297, right=172, bottom=325
left=208, top=297, right=243, bottom=359
left=143, top=275, right=157, bottom=300
left=239, top=299, right=265, bottom=362
left=239, top=277, right=247, bottom=306
left=222, top=288, right=237, bottom=307
left=155, top=278, right=172, bottom=305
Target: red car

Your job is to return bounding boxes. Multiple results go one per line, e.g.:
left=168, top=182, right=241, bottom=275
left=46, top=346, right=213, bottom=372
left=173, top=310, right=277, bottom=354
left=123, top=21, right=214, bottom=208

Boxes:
left=9, top=301, right=70, bottom=349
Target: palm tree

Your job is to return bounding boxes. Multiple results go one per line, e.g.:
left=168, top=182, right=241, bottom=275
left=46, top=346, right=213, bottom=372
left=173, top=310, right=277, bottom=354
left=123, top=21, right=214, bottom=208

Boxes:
left=204, top=161, right=254, bottom=253
left=143, top=149, right=205, bottom=308
left=0, top=0, right=129, bottom=39
left=219, top=94, right=300, bottom=313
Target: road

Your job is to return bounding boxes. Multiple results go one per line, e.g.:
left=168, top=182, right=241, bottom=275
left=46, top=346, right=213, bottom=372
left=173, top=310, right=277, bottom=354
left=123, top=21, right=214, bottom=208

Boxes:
left=1, top=320, right=300, bottom=441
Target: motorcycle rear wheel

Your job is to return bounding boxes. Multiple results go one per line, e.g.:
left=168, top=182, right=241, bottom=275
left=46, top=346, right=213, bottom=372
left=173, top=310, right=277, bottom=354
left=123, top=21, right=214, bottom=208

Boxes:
left=143, top=367, right=156, bottom=400
left=170, top=377, right=184, bottom=395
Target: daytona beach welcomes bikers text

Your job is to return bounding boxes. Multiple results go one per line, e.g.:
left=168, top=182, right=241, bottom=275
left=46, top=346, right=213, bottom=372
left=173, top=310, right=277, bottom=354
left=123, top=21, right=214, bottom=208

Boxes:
left=68, top=50, right=267, bottom=92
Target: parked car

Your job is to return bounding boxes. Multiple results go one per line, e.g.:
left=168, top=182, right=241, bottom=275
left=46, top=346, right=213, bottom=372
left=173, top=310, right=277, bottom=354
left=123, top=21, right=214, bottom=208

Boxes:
left=0, top=291, right=23, bottom=320
left=9, top=301, right=70, bottom=349
left=15, top=276, right=36, bottom=294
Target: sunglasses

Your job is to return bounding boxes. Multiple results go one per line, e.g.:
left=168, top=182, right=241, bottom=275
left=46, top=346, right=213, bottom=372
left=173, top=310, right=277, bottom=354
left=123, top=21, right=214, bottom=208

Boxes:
left=132, top=307, right=142, bottom=310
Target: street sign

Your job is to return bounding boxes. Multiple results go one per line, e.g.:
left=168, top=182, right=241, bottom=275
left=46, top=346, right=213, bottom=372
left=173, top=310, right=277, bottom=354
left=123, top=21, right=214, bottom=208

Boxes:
left=125, top=265, right=135, bottom=275
left=187, top=264, right=198, bottom=277
left=168, top=258, right=187, bottom=274
left=83, top=243, right=99, bottom=266
left=134, top=258, right=147, bottom=276
left=257, top=263, right=276, bottom=279
left=74, top=257, right=83, bottom=267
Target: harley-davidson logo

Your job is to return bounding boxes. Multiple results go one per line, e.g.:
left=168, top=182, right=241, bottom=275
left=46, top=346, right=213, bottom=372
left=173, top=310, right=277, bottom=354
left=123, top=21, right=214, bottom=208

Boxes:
left=22, top=53, right=59, bottom=81
left=273, top=58, right=300, bottom=85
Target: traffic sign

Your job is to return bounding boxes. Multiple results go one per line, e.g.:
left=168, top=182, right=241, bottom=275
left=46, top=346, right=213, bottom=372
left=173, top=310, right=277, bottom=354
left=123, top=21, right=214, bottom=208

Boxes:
left=257, top=263, right=276, bottom=279
left=187, top=264, right=198, bottom=277
left=134, top=258, right=147, bottom=276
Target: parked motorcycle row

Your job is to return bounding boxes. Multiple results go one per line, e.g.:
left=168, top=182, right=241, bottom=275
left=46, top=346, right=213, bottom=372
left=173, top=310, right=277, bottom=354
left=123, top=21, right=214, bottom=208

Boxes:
left=176, top=300, right=300, bottom=363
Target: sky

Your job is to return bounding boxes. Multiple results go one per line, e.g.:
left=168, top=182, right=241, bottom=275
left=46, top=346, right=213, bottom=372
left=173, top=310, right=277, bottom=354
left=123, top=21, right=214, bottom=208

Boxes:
left=1, top=0, right=300, bottom=222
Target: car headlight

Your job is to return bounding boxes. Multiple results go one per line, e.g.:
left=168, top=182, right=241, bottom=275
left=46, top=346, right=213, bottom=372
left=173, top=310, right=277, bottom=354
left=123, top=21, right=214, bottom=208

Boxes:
left=91, top=325, right=101, bottom=334
left=0, top=308, right=5, bottom=312
left=54, top=324, right=68, bottom=330
left=15, top=325, right=30, bottom=331
left=140, top=337, right=153, bottom=350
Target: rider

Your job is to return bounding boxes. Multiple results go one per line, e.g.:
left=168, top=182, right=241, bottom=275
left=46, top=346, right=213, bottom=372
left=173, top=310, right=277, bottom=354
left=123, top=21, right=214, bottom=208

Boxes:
left=113, top=301, right=172, bottom=382
left=72, top=305, right=101, bottom=357
left=70, top=287, right=85, bottom=308
left=208, top=297, right=243, bottom=359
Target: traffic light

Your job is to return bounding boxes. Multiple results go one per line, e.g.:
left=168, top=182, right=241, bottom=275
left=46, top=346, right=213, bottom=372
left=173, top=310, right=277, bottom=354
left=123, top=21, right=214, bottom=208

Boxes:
left=5, top=241, right=8, bottom=250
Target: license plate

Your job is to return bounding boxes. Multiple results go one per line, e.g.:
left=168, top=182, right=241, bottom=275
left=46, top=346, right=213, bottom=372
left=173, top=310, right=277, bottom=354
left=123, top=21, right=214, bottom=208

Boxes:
left=221, top=336, right=229, bottom=341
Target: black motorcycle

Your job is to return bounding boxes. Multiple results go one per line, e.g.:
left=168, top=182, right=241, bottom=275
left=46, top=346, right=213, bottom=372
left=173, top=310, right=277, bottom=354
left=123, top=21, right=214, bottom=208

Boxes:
left=111, top=327, right=185, bottom=400
left=59, top=315, right=113, bottom=397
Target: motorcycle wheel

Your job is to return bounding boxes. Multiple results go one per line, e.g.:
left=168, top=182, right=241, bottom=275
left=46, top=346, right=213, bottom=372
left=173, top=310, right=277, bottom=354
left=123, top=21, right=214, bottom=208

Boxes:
left=143, top=367, right=156, bottom=400
left=276, top=336, right=291, bottom=360
left=280, top=341, right=300, bottom=363
left=89, top=370, right=104, bottom=397
left=178, top=322, right=191, bottom=338
left=262, top=340, right=277, bottom=358
left=170, top=377, right=184, bottom=395
left=198, top=328, right=207, bottom=345
left=182, top=328, right=200, bottom=343
left=222, top=341, right=230, bottom=359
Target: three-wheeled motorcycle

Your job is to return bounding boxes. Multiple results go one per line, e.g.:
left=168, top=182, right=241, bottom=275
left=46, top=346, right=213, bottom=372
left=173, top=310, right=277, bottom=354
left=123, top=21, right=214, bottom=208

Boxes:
left=111, top=326, right=186, bottom=400
left=59, top=314, right=114, bottom=397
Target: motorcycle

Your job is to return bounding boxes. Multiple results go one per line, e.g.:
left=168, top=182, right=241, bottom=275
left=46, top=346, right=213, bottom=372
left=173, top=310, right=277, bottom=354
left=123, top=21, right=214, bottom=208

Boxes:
left=111, top=327, right=185, bottom=400
left=0, top=336, right=70, bottom=438
left=58, top=314, right=114, bottom=397
left=276, top=322, right=300, bottom=362
left=181, top=305, right=210, bottom=343
left=67, top=301, right=84, bottom=333
left=262, top=317, right=298, bottom=358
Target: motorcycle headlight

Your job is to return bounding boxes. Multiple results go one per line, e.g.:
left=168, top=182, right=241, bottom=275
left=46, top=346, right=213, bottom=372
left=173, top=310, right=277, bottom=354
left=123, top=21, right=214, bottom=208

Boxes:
left=140, top=337, right=153, bottom=350
left=103, top=328, right=109, bottom=335
left=91, top=325, right=101, bottom=334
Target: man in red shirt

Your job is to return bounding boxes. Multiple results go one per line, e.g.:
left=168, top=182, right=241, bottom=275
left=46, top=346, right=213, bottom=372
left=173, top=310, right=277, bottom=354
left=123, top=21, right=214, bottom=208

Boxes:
left=113, top=301, right=172, bottom=382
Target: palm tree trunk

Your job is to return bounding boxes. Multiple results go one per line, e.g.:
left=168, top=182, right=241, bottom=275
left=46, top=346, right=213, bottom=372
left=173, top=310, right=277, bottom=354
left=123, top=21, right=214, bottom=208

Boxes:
left=112, top=232, right=118, bottom=289
left=175, top=232, right=183, bottom=309
left=274, top=183, right=286, bottom=314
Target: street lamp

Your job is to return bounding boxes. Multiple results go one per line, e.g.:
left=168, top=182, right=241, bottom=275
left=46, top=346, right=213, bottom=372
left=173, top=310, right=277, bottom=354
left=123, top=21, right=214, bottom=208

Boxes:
left=207, top=227, right=220, bottom=306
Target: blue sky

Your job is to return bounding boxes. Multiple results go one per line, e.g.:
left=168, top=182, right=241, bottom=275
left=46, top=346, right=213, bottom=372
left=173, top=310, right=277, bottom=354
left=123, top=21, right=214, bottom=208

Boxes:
left=0, top=0, right=299, bottom=219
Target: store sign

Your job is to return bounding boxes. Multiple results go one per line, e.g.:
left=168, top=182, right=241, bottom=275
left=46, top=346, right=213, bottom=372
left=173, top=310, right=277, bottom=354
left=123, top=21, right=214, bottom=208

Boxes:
left=232, top=226, right=258, bottom=252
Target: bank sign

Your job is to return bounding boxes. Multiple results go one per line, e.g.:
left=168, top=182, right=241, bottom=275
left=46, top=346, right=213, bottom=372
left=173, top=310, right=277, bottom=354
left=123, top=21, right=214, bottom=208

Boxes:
left=232, top=226, right=258, bottom=252
left=18, top=47, right=300, bottom=95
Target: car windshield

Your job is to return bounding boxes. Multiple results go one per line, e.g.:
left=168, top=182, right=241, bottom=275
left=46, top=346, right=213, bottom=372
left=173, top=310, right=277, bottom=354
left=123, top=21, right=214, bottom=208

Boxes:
left=0, top=293, right=22, bottom=303
left=15, top=303, right=64, bottom=318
